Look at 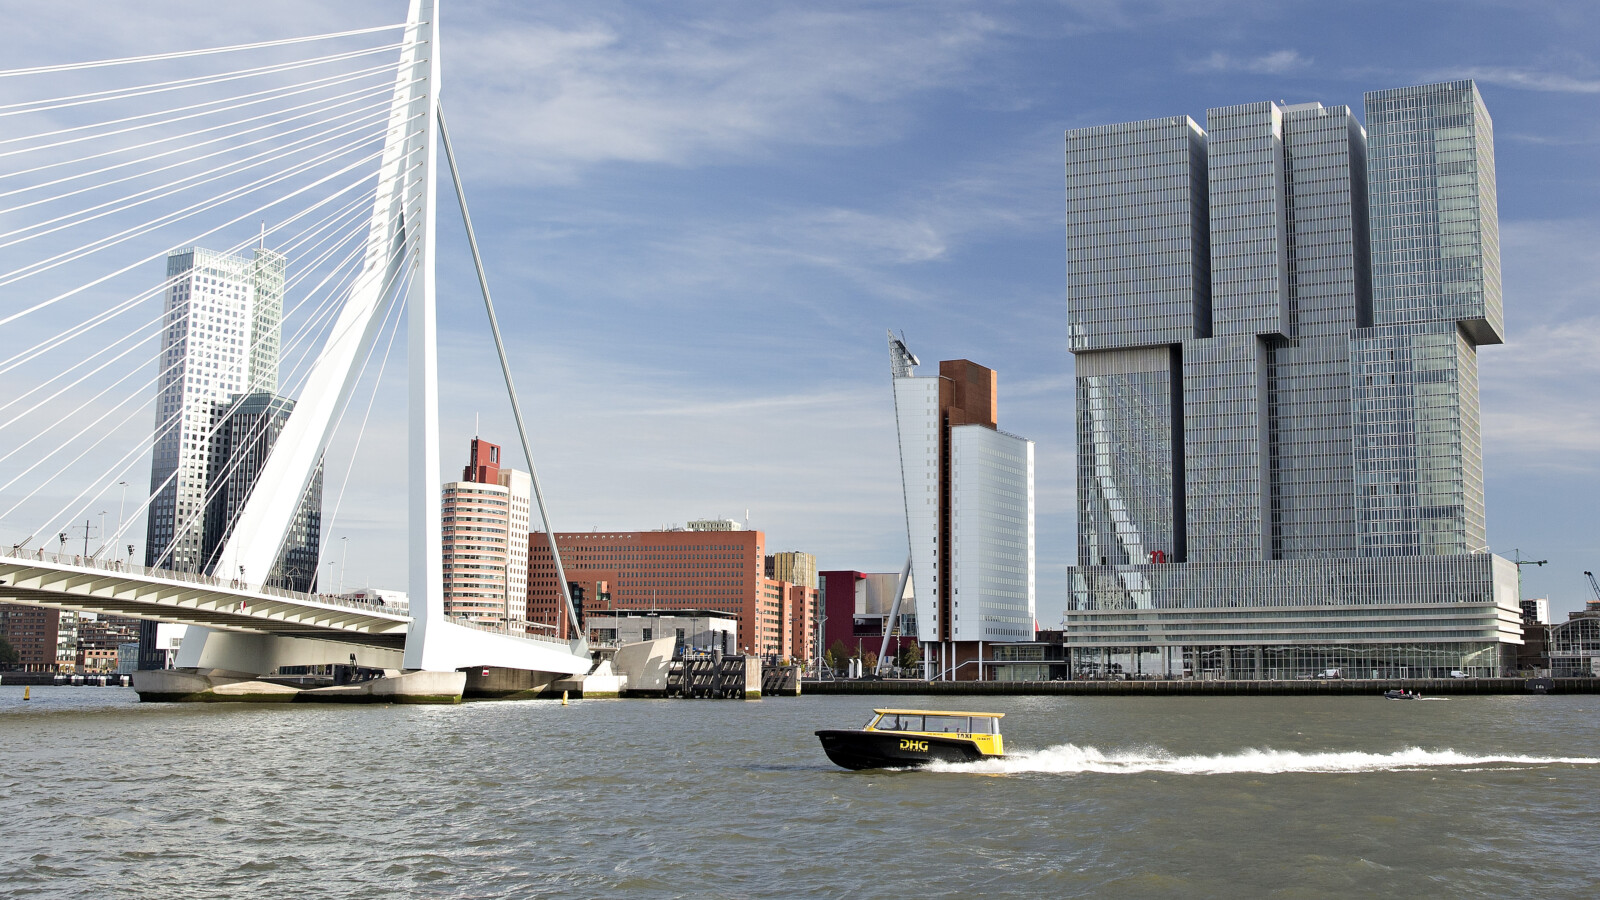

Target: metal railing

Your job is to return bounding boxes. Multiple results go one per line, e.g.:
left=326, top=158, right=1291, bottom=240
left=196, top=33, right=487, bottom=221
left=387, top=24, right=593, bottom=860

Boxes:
left=1, top=547, right=410, bottom=621
left=447, top=615, right=578, bottom=648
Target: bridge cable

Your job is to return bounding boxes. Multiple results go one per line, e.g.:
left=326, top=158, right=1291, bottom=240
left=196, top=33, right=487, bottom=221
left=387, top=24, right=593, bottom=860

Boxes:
left=0, top=24, right=408, bottom=79
left=438, top=102, right=584, bottom=648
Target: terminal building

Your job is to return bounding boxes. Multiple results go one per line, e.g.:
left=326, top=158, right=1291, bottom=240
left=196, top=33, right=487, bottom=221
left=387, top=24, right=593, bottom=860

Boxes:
left=1061, top=81, right=1522, bottom=679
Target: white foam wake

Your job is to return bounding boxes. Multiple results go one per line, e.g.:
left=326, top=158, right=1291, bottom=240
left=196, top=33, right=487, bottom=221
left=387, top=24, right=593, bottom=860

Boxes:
left=925, top=744, right=1600, bottom=775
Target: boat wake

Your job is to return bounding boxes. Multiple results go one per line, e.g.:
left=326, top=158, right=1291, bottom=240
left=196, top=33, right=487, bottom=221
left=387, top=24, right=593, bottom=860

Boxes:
left=926, top=744, right=1600, bottom=775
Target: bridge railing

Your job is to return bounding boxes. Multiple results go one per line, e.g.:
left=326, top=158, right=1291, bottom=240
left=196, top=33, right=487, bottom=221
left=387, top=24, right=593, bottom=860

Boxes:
left=448, top=616, right=576, bottom=648
left=0, top=547, right=410, bottom=620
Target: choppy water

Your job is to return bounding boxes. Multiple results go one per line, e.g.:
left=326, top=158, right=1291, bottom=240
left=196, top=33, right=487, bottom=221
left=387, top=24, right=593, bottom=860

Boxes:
left=3, top=687, right=1598, bottom=898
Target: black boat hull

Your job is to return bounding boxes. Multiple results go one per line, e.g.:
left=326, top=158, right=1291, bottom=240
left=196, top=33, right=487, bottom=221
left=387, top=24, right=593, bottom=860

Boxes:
left=815, top=729, right=992, bottom=770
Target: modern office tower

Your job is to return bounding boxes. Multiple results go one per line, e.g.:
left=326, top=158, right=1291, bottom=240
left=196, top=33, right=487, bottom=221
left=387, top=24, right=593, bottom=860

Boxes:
left=441, top=438, right=530, bottom=626
left=1356, top=81, right=1500, bottom=556
left=200, top=393, right=322, bottom=592
left=1062, top=81, right=1521, bottom=680
left=890, top=335, right=1036, bottom=680
left=140, top=243, right=286, bottom=669
left=144, top=245, right=285, bottom=575
left=527, top=525, right=818, bottom=658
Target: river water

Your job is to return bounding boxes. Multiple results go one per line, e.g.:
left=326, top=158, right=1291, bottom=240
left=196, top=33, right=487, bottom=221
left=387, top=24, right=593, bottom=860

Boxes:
left=2, top=687, right=1597, bottom=898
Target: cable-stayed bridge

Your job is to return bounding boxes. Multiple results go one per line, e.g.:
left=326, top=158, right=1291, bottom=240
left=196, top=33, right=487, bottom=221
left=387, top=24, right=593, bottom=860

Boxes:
left=0, top=1, right=592, bottom=701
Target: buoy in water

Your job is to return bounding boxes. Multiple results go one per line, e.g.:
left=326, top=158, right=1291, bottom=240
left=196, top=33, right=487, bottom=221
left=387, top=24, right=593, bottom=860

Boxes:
left=561, top=690, right=569, bottom=706
left=23, top=686, right=29, bottom=701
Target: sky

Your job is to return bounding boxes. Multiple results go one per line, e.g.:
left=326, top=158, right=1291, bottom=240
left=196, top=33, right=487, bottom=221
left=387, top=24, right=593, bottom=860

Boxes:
left=2, top=1, right=1599, bottom=622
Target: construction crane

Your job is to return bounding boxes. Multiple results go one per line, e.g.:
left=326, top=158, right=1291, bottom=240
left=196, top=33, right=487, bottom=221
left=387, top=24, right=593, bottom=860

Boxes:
left=1510, top=548, right=1547, bottom=601
left=1584, top=571, right=1600, bottom=606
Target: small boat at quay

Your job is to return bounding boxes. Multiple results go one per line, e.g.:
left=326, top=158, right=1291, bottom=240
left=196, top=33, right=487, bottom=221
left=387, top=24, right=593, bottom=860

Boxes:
left=816, top=709, right=1006, bottom=770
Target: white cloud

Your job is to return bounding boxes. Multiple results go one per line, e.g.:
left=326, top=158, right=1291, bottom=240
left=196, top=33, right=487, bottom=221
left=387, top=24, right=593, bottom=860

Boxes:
left=1192, top=49, right=1311, bottom=75
left=1481, top=316, right=1600, bottom=473
left=445, top=4, right=1006, bottom=183
left=1434, top=66, right=1600, bottom=94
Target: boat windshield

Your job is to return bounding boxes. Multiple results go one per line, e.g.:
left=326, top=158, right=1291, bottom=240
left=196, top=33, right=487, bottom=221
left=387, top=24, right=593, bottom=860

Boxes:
left=869, top=713, right=998, bottom=735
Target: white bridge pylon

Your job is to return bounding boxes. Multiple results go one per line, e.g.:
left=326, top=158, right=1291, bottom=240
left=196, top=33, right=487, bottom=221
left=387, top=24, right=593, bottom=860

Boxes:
left=179, top=0, right=587, bottom=678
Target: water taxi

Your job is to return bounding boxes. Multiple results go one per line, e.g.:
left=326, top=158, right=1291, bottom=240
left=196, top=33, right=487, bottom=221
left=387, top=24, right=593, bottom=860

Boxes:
left=815, top=709, right=1006, bottom=770
left=1384, top=689, right=1423, bottom=700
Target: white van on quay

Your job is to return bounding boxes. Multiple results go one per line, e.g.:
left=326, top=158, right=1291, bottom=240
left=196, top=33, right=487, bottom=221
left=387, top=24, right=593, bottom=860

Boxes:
left=1450, top=670, right=1471, bottom=678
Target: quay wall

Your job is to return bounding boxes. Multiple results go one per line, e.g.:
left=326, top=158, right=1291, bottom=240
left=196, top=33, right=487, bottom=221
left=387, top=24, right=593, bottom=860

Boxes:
left=802, top=678, right=1597, bottom=696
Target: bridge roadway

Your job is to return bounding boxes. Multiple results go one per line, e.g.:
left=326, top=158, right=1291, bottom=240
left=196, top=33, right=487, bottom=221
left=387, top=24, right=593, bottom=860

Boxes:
left=0, top=548, right=410, bottom=650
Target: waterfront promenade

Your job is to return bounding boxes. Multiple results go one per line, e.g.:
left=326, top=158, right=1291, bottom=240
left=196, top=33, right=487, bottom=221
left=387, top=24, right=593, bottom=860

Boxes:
left=805, top=677, right=1595, bottom=696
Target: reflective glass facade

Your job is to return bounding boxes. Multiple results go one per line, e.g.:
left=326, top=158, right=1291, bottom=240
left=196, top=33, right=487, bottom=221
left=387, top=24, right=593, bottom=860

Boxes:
left=1206, top=101, right=1289, bottom=337
left=1182, top=334, right=1268, bottom=561
left=1351, top=321, right=1485, bottom=555
left=1549, top=615, right=1600, bottom=677
left=1074, top=347, right=1180, bottom=567
left=1063, top=82, right=1517, bottom=676
left=1065, top=117, right=1209, bottom=352
left=1366, top=81, right=1502, bottom=344
left=1269, top=104, right=1369, bottom=558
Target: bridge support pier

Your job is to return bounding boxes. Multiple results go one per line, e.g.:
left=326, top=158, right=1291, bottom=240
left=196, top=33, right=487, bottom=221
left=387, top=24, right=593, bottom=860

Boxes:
left=175, top=627, right=404, bottom=676
left=132, top=669, right=466, bottom=704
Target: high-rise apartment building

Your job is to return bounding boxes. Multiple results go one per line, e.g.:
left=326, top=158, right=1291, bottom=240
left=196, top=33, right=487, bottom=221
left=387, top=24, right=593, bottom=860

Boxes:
left=1062, top=81, right=1520, bottom=679
left=890, top=337, right=1036, bottom=680
left=441, top=438, right=531, bottom=625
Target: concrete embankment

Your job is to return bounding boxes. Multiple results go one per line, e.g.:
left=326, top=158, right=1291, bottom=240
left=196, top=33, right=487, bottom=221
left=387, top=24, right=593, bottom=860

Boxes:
left=803, top=677, right=1595, bottom=696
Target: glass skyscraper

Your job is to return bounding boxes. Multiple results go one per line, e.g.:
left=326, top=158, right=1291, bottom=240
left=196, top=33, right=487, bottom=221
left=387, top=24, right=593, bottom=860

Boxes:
left=139, top=242, right=314, bottom=668
left=1063, top=82, right=1521, bottom=679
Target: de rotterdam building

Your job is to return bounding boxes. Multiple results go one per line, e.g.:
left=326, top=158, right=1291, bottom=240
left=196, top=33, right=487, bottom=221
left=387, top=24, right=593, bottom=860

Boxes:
left=1062, top=81, right=1521, bottom=679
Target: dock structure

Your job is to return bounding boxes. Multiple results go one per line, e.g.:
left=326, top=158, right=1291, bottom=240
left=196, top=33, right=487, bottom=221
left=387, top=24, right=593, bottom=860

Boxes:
left=803, top=678, right=1598, bottom=696
left=663, top=654, right=764, bottom=699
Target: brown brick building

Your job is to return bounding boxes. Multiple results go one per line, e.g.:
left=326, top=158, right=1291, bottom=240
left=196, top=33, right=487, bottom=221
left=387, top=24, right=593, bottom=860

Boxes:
left=0, top=604, right=61, bottom=672
left=528, top=527, right=816, bottom=659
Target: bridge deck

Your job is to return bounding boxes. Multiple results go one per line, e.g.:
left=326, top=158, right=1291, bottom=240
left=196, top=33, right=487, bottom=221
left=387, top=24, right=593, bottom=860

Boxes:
left=0, top=550, right=412, bottom=648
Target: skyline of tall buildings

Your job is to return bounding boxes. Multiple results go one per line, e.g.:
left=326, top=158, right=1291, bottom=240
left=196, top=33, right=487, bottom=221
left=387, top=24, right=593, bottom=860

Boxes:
left=1061, top=80, right=1522, bottom=679
left=86, top=83, right=1527, bottom=682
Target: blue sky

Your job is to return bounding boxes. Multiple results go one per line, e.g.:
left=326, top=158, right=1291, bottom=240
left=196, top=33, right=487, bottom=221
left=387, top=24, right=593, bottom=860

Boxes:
left=4, top=1, right=1599, bottom=621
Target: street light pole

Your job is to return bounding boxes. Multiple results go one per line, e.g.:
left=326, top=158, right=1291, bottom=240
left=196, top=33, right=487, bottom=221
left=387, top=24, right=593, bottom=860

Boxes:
left=338, top=536, right=349, bottom=595
left=117, top=481, right=128, bottom=540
